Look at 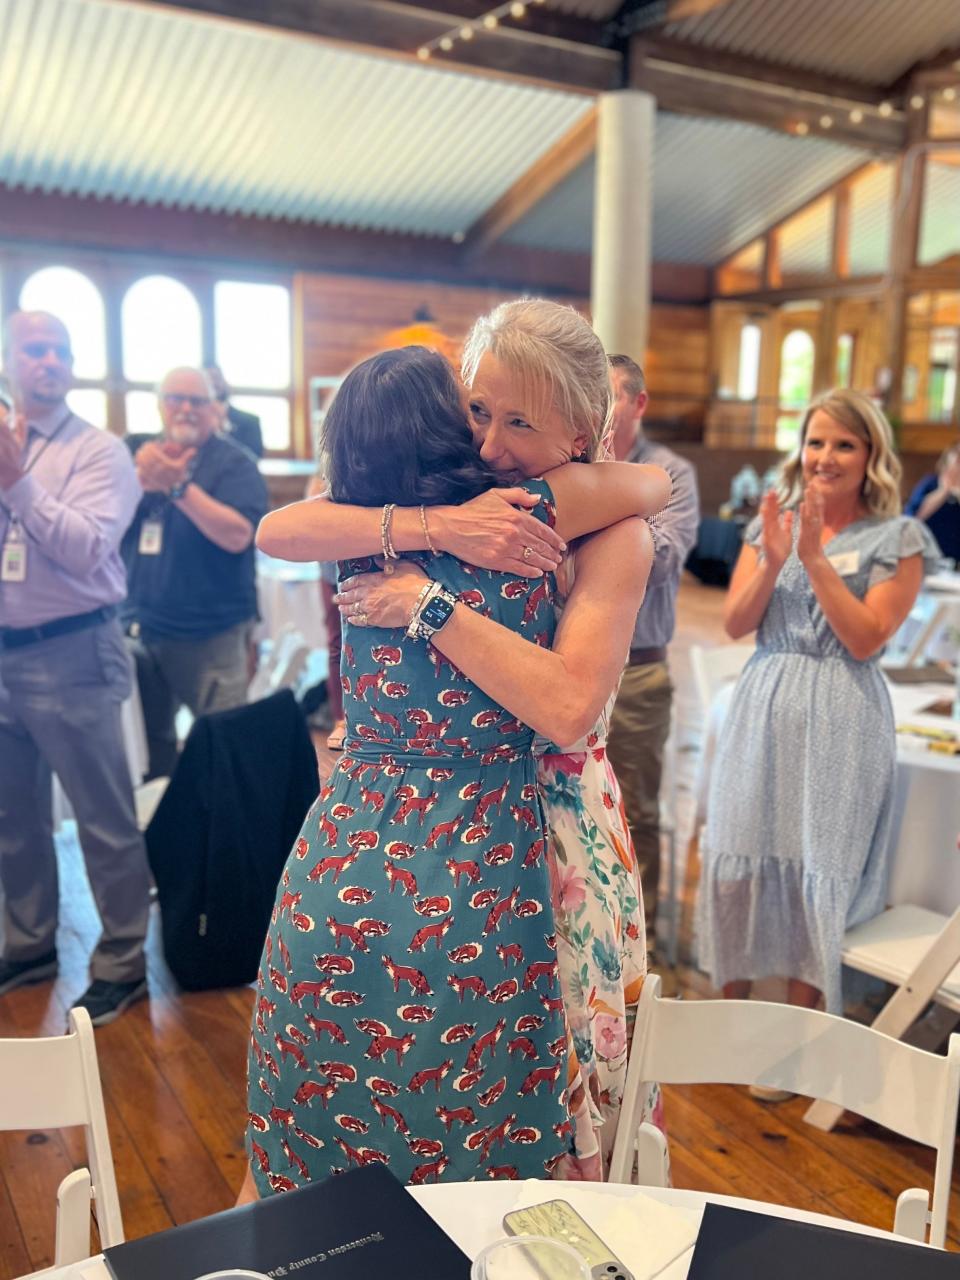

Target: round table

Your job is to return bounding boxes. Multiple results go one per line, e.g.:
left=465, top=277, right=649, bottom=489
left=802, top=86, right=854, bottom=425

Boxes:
left=28, top=1182, right=924, bottom=1280
left=409, top=1182, right=911, bottom=1278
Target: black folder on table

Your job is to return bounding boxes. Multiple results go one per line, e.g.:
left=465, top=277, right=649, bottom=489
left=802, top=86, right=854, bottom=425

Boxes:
left=687, top=1203, right=960, bottom=1277
left=104, top=1164, right=470, bottom=1280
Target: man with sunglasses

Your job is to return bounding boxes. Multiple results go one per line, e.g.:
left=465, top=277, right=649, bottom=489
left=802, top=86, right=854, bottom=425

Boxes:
left=122, top=367, right=267, bottom=780
left=0, top=310, right=152, bottom=1025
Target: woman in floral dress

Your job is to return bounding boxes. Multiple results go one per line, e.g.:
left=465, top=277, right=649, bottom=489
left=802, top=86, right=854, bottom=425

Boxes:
left=290, top=300, right=671, bottom=1173
left=243, top=345, right=669, bottom=1198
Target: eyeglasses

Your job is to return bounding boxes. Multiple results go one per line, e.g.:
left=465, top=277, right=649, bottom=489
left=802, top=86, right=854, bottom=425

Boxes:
left=22, top=342, right=72, bottom=361
left=162, top=393, right=211, bottom=410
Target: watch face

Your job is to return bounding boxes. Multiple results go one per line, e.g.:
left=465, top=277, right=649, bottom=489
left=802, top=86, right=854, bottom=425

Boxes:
left=420, top=596, right=454, bottom=629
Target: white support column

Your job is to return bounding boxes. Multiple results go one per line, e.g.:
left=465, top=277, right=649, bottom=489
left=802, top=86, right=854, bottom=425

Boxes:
left=591, top=89, right=655, bottom=359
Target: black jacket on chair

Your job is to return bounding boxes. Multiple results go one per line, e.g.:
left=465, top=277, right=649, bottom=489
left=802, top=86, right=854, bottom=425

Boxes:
left=146, top=690, right=319, bottom=991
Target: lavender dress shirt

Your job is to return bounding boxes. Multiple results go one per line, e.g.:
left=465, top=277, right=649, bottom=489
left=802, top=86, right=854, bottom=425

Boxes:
left=0, top=407, right=141, bottom=629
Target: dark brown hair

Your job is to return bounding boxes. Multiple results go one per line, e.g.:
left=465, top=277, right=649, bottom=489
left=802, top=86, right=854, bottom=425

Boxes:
left=320, top=346, right=496, bottom=507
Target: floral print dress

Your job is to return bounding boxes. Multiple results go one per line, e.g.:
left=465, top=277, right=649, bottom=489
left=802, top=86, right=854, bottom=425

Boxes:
left=539, top=556, right=666, bottom=1178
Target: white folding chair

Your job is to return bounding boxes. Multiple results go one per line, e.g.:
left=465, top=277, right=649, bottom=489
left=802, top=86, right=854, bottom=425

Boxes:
left=0, top=1007, right=123, bottom=1265
left=804, top=901, right=960, bottom=1132
left=689, top=642, right=754, bottom=719
left=611, top=974, right=960, bottom=1248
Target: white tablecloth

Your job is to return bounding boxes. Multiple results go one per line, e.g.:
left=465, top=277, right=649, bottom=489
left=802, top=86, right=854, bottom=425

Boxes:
left=256, top=552, right=328, bottom=651
left=696, top=677, right=960, bottom=914
left=30, top=1182, right=925, bottom=1280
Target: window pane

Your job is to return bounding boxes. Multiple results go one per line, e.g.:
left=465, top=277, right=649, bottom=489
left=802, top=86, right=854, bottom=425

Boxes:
left=779, top=330, right=816, bottom=409
left=779, top=197, right=831, bottom=278
left=836, top=333, right=855, bottom=388
left=231, top=394, right=290, bottom=452
left=737, top=324, right=761, bottom=400
left=848, top=164, right=893, bottom=277
left=122, top=276, right=202, bottom=383
left=919, top=151, right=960, bottom=267
left=215, top=282, right=291, bottom=390
left=125, top=390, right=162, bottom=436
left=20, top=267, right=107, bottom=380
left=67, top=388, right=107, bottom=428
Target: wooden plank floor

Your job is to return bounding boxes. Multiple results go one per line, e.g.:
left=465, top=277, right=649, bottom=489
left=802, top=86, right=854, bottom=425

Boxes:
left=2, top=574, right=958, bottom=1277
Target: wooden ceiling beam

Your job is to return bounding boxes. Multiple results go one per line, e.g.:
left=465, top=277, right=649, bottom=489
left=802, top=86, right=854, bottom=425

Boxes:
left=122, top=0, right=619, bottom=94
left=460, top=108, right=597, bottom=258
left=630, top=36, right=906, bottom=152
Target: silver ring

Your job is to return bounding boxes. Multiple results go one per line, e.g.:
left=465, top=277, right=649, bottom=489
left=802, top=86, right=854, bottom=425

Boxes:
left=522, top=545, right=533, bottom=562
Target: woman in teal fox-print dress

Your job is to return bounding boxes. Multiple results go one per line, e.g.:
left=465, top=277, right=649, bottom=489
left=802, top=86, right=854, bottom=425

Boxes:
left=242, top=346, right=669, bottom=1198
left=312, top=301, right=673, bottom=1175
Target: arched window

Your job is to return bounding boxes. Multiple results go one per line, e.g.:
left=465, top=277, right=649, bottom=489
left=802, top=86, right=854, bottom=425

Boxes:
left=20, top=266, right=107, bottom=380
left=736, top=323, right=762, bottom=400
left=122, top=275, right=202, bottom=384
left=777, top=329, right=816, bottom=450
left=214, top=280, right=292, bottom=450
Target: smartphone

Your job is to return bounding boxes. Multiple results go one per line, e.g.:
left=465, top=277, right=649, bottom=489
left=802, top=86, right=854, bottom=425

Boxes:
left=503, top=1200, right=635, bottom=1280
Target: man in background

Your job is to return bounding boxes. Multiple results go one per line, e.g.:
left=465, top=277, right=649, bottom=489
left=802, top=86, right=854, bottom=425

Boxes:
left=123, top=367, right=267, bottom=779
left=605, top=353, right=700, bottom=945
left=0, top=310, right=151, bottom=1024
left=205, top=363, right=263, bottom=459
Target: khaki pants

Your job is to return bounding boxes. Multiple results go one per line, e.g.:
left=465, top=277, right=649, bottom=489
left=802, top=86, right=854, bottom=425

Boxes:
left=606, top=660, right=673, bottom=932
left=129, top=622, right=251, bottom=780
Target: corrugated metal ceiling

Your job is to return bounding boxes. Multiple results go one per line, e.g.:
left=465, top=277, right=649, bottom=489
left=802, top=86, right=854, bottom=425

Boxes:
left=0, top=0, right=592, bottom=236
left=504, top=114, right=869, bottom=263
left=660, top=0, right=960, bottom=88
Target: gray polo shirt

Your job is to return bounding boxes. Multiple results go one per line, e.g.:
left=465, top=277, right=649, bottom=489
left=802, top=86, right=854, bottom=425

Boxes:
left=628, top=436, right=700, bottom=651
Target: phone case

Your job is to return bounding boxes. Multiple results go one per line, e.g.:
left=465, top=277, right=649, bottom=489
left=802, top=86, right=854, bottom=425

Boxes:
left=503, top=1200, right=635, bottom=1280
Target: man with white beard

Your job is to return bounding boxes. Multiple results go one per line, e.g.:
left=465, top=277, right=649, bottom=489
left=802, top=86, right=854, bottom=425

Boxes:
left=123, top=367, right=267, bottom=780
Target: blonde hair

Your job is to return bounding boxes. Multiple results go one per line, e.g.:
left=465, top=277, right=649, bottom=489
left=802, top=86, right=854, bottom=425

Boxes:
left=778, top=388, right=902, bottom=517
left=461, top=299, right=613, bottom=461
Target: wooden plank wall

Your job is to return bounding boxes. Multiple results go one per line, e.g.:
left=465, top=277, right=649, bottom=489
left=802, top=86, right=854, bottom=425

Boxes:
left=293, top=271, right=710, bottom=454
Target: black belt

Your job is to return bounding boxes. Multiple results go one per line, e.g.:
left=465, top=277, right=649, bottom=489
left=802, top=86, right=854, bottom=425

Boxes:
left=0, top=605, right=117, bottom=651
left=627, top=646, right=667, bottom=667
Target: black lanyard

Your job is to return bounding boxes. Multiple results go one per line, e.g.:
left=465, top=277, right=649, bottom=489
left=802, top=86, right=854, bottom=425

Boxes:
left=21, top=410, right=74, bottom=477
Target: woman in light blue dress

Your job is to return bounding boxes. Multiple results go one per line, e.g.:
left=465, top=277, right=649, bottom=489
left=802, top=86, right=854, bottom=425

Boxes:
left=697, top=390, right=939, bottom=1016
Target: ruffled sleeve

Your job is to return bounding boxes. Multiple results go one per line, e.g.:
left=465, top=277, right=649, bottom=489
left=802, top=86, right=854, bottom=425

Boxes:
left=867, top=515, right=944, bottom=588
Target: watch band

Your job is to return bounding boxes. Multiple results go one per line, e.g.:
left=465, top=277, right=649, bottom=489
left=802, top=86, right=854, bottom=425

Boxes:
left=168, top=479, right=190, bottom=500
left=413, top=585, right=457, bottom=641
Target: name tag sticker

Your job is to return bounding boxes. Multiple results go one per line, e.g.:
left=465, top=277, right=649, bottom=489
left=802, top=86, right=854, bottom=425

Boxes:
left=827, top=550, right=861, bottom=576
left=1, top=539, right=26, bottom=582
left=139, top=520, right=163, bottom=556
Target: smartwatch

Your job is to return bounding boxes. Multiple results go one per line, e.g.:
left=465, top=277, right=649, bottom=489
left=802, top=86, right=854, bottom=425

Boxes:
left=168, top=480, right=190, bottom=501
left=414, top=586, right=457, bottom=640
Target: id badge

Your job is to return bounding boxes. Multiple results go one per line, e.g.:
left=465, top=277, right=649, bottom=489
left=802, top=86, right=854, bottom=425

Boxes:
left=139, top=519, right=164, bottom=555
left=1, top=524, right=26, bottom=583
left=827, top=549, right=860, bottom=576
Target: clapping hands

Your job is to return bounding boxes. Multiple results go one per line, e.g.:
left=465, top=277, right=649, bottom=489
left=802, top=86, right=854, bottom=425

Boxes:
left=759, top=490, right=793, bottom=571
left=797, top=482, right=826, bottom=567
left=136, top=440, right=196, bottom=494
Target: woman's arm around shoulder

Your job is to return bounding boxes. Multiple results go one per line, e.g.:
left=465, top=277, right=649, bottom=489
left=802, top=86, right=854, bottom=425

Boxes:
left=545, top=459, right=671, bottom=544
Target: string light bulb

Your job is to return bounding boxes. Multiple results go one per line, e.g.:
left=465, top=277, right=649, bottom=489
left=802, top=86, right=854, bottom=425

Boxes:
left=944, top=87, right=957, bottom=102
left=439, top=35, right=453, bottom=50
left=849, top=108, right=863, bottom=123
left=510, top=2, right=527, bottom=16
left=417, top=45, right=430, bottom=59
left=878, top=101, right=893, bottom=117
left=819, top=114, right=833, bottom=128
left=795, top=121, right=809, bottom=135
left=910, top=94, right=925, bottom=109
left=483, top=12, right=499, bottom=27
left=459, top=24, right=474, bottom=39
